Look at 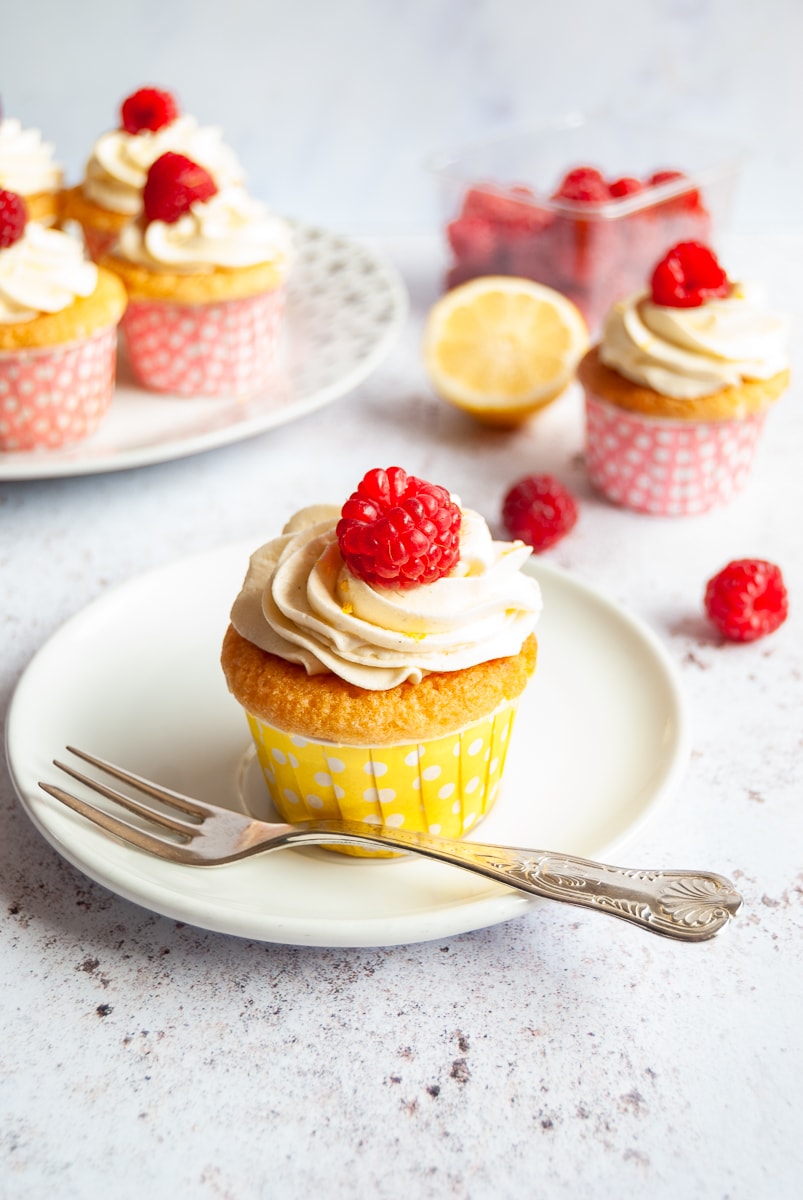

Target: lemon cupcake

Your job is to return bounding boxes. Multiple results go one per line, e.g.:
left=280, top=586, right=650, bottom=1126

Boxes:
left=578, top=240, right=790, bottom=515
left=62, top=86, right=245, bottom=261
left=0, top=113, right=63, bottom=227
left=102, top=152, right=290, bottom=397
left=221, top=467, right=541, bottom=855
left=0, top=190, right=127, bottom=451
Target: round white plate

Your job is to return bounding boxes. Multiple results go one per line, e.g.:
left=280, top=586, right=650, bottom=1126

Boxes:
left=7, top=542, right=690, bottom=947
left=0, top=223, right=407, bottom=481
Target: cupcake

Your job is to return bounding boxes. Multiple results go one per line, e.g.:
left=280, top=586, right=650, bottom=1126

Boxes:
left=578, top=240, right=790, bottom=515
left=0, top=190, right=127, bottom=451
left=221, top=467, right=541, bottom=856
left=62, top=86, right=245, bottom=261
left=102, top=152, right=290, bottom=397
left=0, top=112, right=63, bottom=226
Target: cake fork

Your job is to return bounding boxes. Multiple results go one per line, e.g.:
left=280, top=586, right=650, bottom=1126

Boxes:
left=39, top=747, right=743, bottom=942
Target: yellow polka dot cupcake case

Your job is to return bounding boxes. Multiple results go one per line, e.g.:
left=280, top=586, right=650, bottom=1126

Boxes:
left=246, top=705, right=519, bottom=857
left=221, top=466, right=542, bottom=856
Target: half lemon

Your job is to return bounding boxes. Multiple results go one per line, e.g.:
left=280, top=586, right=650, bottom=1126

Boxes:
left=423, top=276, right=589, bottom=427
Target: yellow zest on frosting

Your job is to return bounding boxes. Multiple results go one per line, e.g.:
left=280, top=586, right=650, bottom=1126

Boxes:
left=600, top=285, right=789, bottom=400
left=230, top=504, right=542, bottom=691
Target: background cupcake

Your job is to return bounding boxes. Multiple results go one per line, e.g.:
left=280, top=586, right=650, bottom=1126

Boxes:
left=221, top=467, right=541, bottom=855
left=0, top=189, right=127, bottom=452
left=62, top=86, right=245, bottom=261
left=103, top=151, right=290, bottom=397
left=578, top=240, right=790, bottom=515
left=0, top=111, right=63, bottom=227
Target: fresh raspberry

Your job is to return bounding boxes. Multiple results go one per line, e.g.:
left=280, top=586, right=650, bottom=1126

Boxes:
left=650, top=241, right=730, bottom=308
left=502, top=475, right=578, bottom=552
left=336, top=467, right=462, bottom=588
left=447, top=215, right=498, bottom=265
left=120, top=87, right=179, bottom=135
left=551, top=166, right=609, bottom=205
left=648, top=169, right=702, bottom=211
left=461, top=187, right=550, bottom=235
left=142, top=152, right=217, bottom=224
left=609, top=176, right=644, bottom=199
left=0, top=189, right=27, bottom=248
left=704, top=560, right=788, bottom=643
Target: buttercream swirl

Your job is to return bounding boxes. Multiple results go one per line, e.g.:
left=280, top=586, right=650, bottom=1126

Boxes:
left=83, top=115, right=245, bottom=214
left=600, top=284, right=789, bottom=400
left=0, top=223, right=97, bottom=323
left=115, top=186, right=291, bottom=272
left=0, top=118, right=62, bottom=196
left=230, top=504, right=542, bottom=691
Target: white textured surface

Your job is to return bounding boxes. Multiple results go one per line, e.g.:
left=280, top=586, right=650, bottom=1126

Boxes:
left=4, top=0, right=803, bottom=234
left=1, top=231, right=802, bottom=1197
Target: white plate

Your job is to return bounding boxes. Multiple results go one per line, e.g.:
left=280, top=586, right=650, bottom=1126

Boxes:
left=6, top=542, right=690, bottom=947
left=0, top=223, right=407, bottom=481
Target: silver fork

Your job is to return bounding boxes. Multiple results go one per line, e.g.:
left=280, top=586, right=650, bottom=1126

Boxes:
left=39, top=747, right=743, bottom=942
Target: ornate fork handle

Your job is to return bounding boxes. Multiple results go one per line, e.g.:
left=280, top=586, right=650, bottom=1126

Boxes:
left=286, top=823, right=742, bottom=941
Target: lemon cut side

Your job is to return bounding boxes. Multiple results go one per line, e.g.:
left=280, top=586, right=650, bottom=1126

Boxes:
left=423, top=276, right=589, bottom=427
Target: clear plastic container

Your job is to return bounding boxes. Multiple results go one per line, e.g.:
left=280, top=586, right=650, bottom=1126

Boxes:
left=429, top=114, right=744, bottom=332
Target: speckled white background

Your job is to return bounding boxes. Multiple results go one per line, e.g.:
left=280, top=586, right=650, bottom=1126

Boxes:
left=2, top=4, right=803, bottom=1197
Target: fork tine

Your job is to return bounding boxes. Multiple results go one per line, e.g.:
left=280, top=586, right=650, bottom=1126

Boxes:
left=65, top=746, right=212, bottom=818
left=38, top=781, right=197, bottom=861
left=53, top=759, right=201, bottom=838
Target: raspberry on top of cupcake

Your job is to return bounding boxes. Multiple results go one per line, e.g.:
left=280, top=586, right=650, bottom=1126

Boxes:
left=581, top=240, right=790, bottom=420
left=62, top=86, right=246, bottom=259
left=0, top=107, right=63, bottom=226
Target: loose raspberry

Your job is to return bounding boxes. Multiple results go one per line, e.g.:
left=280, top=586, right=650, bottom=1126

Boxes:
left=502, top=475, right=578, bottom=551
left=336, top=467, right=462, bottom=588
left=142, top=152, right=217, bottom=224
left=609, top=176, right=644, bottom=199
left=650, top=241, right=730, bottom=308
left=0, top=189, right=26, bottom=248
left=120, top=87, right=179, bottom=135
left=704, top=560, right=788, bottom=643
left=551, top=166, right=609, bottom=205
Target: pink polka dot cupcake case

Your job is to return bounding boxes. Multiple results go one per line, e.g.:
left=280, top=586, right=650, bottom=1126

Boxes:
left=578, top=240, right=790, bottom=516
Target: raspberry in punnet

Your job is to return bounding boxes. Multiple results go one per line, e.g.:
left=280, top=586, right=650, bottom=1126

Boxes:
left=650, top=241, right=730, bottom=308
left=336, top=467, right=462, bottom=588
left=0, top=189, right=27, bottom=248
left=704, top=559, right=788, bottom=643
left=502, top=475, right=578, bottom=551
left=121, top=87, right=179, bottom=135
left=551, top=166, right=609, bottom=205
left=142, top=152, right=217, bottom=224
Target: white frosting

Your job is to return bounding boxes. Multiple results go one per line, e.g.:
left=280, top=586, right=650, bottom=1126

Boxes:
left=600, top=285, right=789, bottom=400
left=231, top=504, right=542, bottom=691
left=0, top=118, right=62, bottom=196
left=83, top=115, right=245, bottom=215
left=0, top=223, right=97, bottom=323
left=115, top=186, right=291, bottom=272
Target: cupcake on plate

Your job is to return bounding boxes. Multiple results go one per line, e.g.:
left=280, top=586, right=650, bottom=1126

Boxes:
left=221, top=467, right=541, bottom=856
left=62, top=86, right=245, bottom=261
left=0, top=189, right=127, bottom=451
left=102, top=151, right=290, bottom=397
left=0, top=111, right=63, bottom=227
left=578, top=240, right=790, bottom=515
